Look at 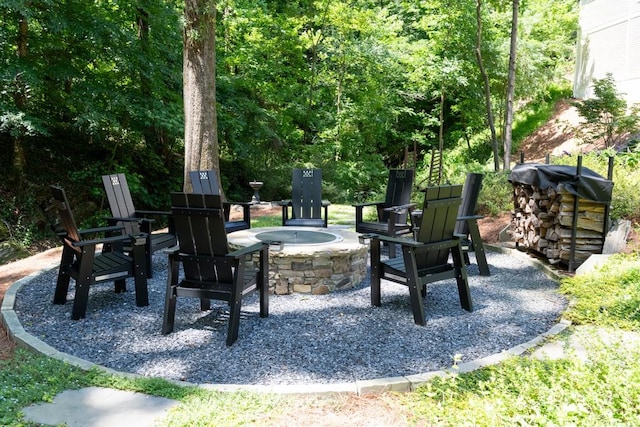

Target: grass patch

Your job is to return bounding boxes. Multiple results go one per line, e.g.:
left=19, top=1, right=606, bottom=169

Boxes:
left=251, top=204, right=356, bottom=228
left=511, top=85, right=573, bottom=150
left=0, top=350, right=94, bottom=424
left=402, top=328, right=640, bottom=425
left=560, top=254, right=640, bottom=330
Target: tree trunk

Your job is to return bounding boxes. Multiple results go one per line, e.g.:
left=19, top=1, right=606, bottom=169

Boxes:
left=474, top=0, right=500, bottom=172
left=12, top=15, right=29, bottom=175
left=503, top=0, right=519, bottom=171
left=183, top=0, right=221, bottom=195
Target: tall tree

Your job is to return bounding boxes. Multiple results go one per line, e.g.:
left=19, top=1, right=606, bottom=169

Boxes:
left=503, top=0, right=519, bottom=171
left=475, top=0, right=500, bottom=171
left=183, top=0, right=220, bottom=193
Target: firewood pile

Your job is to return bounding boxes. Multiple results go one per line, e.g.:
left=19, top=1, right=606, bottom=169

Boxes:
left=511, top=182, right=606, bottom=266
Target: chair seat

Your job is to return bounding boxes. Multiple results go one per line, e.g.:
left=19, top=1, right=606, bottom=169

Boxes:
left=90, top=252, right=134, bottom=279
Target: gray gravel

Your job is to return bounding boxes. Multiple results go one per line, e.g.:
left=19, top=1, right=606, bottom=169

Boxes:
left=13, top=249, right=567, bottom=386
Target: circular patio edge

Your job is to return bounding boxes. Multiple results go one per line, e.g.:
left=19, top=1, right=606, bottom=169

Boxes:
left=0, top=245, right=571, bottom=396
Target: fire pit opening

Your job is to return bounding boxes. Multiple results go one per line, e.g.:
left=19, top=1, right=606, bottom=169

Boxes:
left=254, top=229, right=342, bottom=245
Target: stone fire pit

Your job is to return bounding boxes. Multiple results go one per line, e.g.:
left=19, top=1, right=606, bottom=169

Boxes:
left=228, top=226, right=367, bottom=295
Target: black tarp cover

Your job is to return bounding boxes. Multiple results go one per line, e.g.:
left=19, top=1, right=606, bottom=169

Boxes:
left=508, top=163, right=613, bottom=203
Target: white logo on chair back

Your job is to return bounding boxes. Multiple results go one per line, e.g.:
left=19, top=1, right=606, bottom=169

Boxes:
left=111, top=176, right=120, bottom=186
left=395, top=170, right=406, bottom=179
left=303, top=170, right=314, bottom=178
left=199, top=172, right=209, bottom=180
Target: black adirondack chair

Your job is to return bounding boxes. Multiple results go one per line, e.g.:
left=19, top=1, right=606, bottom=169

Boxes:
left=102, top=173, right=177, bottom=277
left=162, top=192, right=269, bottom=346
left=188, top=169, right=251, bottom=233
left=412, top=173, right=490, bottom=276
left=50, top=185, right=149, bottom=320
left=368, top=185, right=473, bottom=326
left=354, top=169, right=416, bottom=258
left=279, top=168, right=330, bottom=227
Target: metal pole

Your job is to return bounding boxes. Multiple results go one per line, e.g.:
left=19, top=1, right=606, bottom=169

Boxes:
left=568, top=155, right=582, bottom=272
left=602, top=156, right=614, bottom=246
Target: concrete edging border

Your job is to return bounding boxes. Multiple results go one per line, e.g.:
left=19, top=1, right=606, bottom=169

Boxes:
left=1, top=246, right=571, bottom=396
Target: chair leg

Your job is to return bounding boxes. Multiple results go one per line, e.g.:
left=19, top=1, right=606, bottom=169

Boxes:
left=403, top=247, right=426, bottom=326
left=370, top=237, right=382, bottom=307
left=71, top=280, right=91, bottom=320
left=200, top=299, right=211, bottom=311
left=226, top=281, right=244, bottom=346
left=451, top=244, right=473, bottom=312
left=463, top=249, right=471, bottom=266
left=162, top=256, right=179, bottom=334
left=129, top=235, right=149, bottom=306
left=468, top=220, right=490, bottom=276
left=53, top=248, right=74, bottom=305
left=259, top=247, right=269, bottom=317
left=114, top=279, right=126, bottom=293
left=146, top=239, right=153, bottom=278
left=388, top=242, right=397, bottom=258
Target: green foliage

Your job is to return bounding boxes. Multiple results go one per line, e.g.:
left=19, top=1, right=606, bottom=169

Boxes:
left=560, top=255, right=640, bottom=330
left=477, top=171, right=513, bottom=216
left=404, top=330, right=640, bottom=425
left=0, top=0, right=584, bottom=241
left=573, top=74, right=640, bottom=148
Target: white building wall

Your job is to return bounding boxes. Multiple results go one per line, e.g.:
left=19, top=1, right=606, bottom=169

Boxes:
left=574, top=0, right=640, bottom=104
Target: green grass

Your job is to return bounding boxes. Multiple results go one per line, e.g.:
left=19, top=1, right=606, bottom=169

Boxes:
left=3, top=251, right=640, bottom=425
left=560, top=254, right=640, bottom=330
left=251, top=204, right=357, bottom=228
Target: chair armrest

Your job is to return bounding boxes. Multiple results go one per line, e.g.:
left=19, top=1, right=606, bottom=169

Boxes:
left=77, top=225, right=126, bottom=235
left=72, top=232, right=148, bottom=248
left=134, top=209, right=171, bottom=217
left=104, top=216, right=149, bottom=225
left=363, top=233, right=460, bottom=251
left=352, top=201, right=384, bottom=208
left=322, top=200, right=331, bottom=207
left=457, top=215, right=483, bottom=224
left=364, top=233, right=421, bottom=247
left=274, top=200, right=292, bottom=207
left=227, top=242, right=268, bottom=259
left=224, top=200, right=253, bottom=207
left=383, top=203, right=417, bottom=213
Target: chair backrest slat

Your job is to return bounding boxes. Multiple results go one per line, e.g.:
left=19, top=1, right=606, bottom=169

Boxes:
left=102, top=173, right=140, bottom=235
left=171, top=193, right=231, bottom=283
left=291, top=168, right=323, bottom=220
left=50, top=186, right=82, bottom=248
left=455, top=173, right=484, bottom=236
left=415, top=185, right=463, bottom=267
left=381, top=169, right=414, bottom=222
left=189, top=170, right=222, bottom=195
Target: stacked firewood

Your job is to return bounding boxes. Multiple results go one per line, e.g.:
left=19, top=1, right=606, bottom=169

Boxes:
left=511, top=182, right=606, bottom=266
